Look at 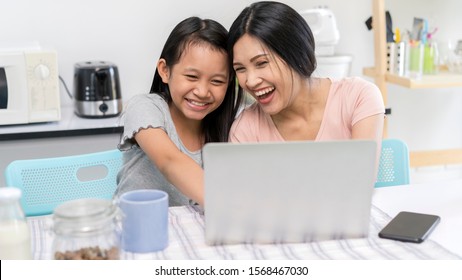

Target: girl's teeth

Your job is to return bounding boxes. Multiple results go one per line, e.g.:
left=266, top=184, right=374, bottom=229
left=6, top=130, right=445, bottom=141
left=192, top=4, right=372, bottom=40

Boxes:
left=190, top=100, right=207, bottom=106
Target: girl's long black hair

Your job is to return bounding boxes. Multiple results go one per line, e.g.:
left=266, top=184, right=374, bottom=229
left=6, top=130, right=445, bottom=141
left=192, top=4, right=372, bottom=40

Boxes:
left=150, top=16, right=242, bottom=143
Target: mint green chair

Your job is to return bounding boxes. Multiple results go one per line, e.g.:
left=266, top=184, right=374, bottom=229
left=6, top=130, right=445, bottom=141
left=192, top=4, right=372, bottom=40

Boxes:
left=4, top=149, right=122, bottom=216
left=375, top=139, right=410, bottom=188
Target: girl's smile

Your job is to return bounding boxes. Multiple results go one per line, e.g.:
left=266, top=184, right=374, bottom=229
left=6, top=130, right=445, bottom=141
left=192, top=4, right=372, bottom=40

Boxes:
left=159, top=44, right=229, bottom=123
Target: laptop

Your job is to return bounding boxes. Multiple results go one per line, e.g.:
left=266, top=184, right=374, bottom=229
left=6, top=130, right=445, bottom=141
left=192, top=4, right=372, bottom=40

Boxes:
left=203, top=140, right=377, bottom=245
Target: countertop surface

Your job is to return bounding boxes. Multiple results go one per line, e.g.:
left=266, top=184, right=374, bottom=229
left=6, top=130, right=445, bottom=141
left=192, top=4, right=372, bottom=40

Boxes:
left=0, top=105, right=124, bottom=140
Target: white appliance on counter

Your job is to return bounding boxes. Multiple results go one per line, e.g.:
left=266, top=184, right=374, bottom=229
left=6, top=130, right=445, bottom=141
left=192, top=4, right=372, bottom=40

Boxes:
left=299, top=7, right=353, bottom=79
left=0, top=42, right=61, bottom=126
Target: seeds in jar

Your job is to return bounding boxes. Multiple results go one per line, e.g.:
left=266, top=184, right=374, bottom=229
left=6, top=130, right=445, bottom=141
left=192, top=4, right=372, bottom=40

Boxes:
left=54, top=246, right=119, bottom=260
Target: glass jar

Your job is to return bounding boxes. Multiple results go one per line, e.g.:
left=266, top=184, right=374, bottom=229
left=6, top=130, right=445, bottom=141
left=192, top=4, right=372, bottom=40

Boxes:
left=0, top=187, right=32, bottom=260
left=52, top=198, right=120, bottom=260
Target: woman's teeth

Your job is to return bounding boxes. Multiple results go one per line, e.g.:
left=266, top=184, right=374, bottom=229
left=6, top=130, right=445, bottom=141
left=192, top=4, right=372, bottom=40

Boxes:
left=255, top=87, right=275, bottom=97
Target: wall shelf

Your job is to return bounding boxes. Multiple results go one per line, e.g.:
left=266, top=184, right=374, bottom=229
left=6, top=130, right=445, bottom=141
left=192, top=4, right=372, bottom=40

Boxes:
left=364, top=0, right=462, bottom=167
left=363, top=67, right=462, bottom=89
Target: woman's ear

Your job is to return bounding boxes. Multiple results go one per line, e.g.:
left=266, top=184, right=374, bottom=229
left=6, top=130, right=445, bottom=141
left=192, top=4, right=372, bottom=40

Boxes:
left=157, top=59, right=170, bottom=83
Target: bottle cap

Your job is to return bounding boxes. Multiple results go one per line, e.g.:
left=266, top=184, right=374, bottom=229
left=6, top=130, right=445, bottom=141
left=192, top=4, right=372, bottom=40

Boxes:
left=0, top=187, right=22, bottom=200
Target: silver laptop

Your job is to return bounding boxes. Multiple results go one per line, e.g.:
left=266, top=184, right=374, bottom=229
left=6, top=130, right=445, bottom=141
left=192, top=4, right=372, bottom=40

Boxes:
left=203, top=140, right=377, bottom=245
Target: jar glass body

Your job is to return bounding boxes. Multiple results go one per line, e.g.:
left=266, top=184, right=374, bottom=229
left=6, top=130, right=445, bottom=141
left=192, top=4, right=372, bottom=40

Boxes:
left=0, top=187, right=32, bottom=260
left=52, top=199, right=120, bottom=260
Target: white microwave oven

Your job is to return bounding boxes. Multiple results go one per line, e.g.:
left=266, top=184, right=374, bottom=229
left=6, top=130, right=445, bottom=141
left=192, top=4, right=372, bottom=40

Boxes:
left=0, top=48, right=61, bottom=125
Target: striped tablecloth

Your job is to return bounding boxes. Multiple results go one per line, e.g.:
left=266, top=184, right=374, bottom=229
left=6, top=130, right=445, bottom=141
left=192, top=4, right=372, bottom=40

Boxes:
left=28, top=205, right=461, bottom=260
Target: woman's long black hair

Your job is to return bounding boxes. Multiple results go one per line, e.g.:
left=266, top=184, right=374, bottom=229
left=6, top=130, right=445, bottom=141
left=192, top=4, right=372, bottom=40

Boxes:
left=150, top=16, right=242, bottom=143
left=227, top=1, right=317, bottom=79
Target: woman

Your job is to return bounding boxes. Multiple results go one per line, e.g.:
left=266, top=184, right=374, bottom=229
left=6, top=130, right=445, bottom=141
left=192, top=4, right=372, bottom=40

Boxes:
left=227, top=1, right=384, bottom=161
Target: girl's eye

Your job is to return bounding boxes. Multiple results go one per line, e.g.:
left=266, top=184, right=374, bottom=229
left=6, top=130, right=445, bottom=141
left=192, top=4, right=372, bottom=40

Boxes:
left=211, top=79, right=226, bottom=86
left=234, top=67, right=245, bottom=73
left=185, top=74, right=198, bottom=80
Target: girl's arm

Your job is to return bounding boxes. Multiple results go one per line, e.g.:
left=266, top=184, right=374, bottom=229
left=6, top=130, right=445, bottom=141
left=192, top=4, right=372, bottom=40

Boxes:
left=135, top=127, right=204, bottom=206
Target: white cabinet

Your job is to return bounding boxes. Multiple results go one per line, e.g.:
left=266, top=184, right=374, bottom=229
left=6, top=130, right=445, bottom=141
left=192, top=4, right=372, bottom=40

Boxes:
left=0, top=106, right=123, bottom=184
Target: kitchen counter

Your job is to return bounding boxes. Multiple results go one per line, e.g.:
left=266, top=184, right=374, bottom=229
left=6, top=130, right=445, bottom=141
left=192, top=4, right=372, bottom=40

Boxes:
left=0, top=105, right=123, bottom=141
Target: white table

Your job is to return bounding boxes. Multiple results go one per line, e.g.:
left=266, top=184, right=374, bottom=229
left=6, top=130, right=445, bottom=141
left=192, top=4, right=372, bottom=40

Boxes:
left=27, top=180, right=462, bottom=260
left=373, top=179, right=462, bottom=256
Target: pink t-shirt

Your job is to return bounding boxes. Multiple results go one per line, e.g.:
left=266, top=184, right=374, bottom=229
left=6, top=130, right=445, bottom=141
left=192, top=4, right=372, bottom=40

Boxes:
left=229, top=77, right=385, bottom=142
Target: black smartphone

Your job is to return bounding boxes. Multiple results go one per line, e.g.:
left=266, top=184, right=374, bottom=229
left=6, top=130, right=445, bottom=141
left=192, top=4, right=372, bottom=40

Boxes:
left=378, top=211, right=440, bottom=243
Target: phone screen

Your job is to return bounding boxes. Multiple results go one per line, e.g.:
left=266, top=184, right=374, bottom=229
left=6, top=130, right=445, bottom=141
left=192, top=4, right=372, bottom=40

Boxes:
left=378, top=211, right=440, bottom=243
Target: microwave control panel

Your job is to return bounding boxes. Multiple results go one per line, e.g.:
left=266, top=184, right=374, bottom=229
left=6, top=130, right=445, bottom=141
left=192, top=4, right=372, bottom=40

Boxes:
left=25, top=50, right=61, bottom=121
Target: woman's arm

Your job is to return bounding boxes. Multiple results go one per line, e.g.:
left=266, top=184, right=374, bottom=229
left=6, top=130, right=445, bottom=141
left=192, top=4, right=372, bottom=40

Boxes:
left=135, top=127, right=204, bottom=206
left=352, top=113, right=385, bottom=174
left=352, top=113, right=384, bottom=141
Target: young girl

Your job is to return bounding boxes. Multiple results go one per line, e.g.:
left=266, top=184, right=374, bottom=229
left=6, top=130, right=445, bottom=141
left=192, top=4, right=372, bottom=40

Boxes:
left=116, top=17, right=242, bottom=206
left=227, top=1, right=384, bottom=162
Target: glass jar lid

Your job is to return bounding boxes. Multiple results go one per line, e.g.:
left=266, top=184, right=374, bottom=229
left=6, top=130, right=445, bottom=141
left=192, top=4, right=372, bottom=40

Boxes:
left=0, top=187, right=22, bottom=201
left=53, top=198, right=118, bottom=236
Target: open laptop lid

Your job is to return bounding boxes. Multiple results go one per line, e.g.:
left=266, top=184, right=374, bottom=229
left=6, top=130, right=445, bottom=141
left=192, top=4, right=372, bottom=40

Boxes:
left=203, top=140, right=377, bottom=245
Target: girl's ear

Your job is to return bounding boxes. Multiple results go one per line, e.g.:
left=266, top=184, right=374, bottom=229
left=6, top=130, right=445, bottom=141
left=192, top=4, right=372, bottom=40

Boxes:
left=157, top=59, right=170, bottom=83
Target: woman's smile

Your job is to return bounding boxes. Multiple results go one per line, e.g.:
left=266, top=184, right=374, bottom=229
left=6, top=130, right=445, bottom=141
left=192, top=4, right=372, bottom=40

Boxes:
left=252, top=86, right=275, bottom=104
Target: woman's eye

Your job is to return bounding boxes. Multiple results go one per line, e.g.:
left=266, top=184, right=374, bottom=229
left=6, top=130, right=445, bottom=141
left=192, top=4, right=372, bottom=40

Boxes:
left=256, top=61, right=268, bottom=67
left=234, top=67, right=245, bottom=73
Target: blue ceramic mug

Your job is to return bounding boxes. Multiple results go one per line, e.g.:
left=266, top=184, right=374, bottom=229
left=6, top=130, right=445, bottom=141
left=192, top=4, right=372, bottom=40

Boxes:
left=119, top=189, right=168, bottom=253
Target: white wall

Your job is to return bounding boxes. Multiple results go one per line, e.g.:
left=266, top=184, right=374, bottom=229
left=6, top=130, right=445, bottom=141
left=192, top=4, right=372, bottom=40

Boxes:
left=1, top=0, right=376, bottom=106
left=2, top=0, right=462, bottom=182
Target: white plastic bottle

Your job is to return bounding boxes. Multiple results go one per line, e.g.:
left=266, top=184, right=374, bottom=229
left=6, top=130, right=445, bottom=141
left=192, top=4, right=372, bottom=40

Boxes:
left=0, top=187, right=32, bottom=260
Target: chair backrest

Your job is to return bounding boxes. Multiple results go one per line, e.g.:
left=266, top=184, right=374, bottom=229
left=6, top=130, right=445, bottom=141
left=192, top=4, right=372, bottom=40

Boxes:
left=375, top=139, right=410, bottom=188
left=4, top=149, right=123, bottom=216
